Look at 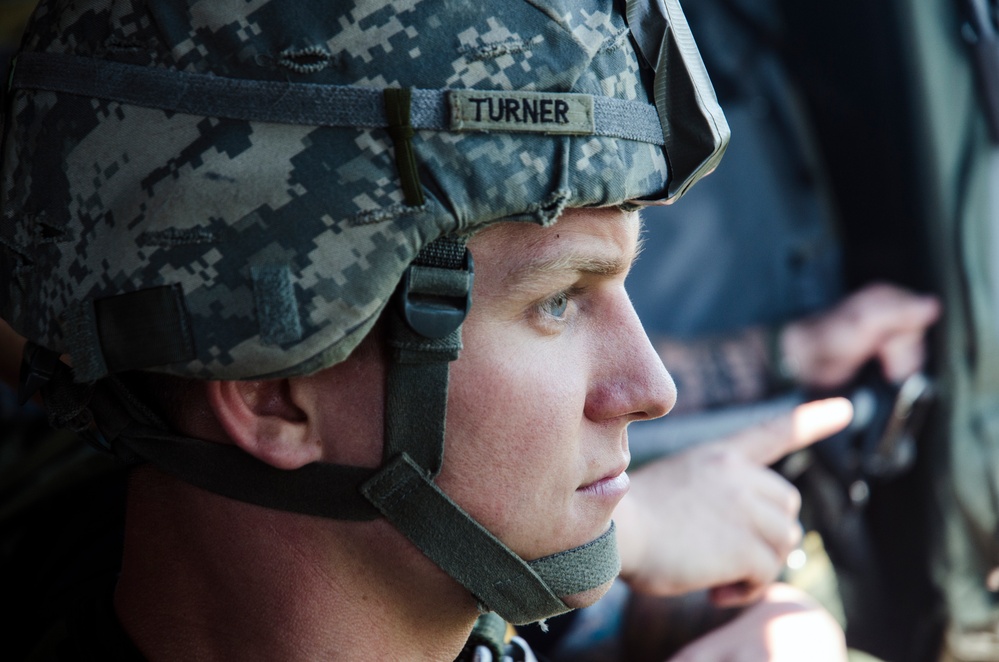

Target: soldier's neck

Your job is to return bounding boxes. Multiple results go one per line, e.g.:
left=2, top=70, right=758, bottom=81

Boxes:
left=114, top=466, right=479, bottom=661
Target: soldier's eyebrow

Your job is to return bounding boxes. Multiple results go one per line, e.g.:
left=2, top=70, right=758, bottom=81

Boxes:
left=504, top=242, right=640, bottom=291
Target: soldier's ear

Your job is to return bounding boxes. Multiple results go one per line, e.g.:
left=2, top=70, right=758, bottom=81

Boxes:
left=206, top=378, right=323, bottom=470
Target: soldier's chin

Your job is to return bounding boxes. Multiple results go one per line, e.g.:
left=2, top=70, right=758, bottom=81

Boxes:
left=561, top=578, right=616, bottom=610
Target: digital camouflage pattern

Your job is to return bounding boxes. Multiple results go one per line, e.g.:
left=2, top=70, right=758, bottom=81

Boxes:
left=0, top=0, right=718, bottom=381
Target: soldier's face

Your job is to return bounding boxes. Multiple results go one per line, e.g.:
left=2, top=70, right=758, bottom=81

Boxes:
left=438, top=207, right=675, bottom=605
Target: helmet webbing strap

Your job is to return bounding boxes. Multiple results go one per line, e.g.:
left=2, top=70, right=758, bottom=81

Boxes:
left=363, top=453, right=569, bottom=623
left=78, top=371, right=387, bottom=520
left=383, top=234, right=471, bottom=475
left=384, top=87, right=425, bottom=207
left=362, top=453, right=621, bottom=624
left=111, top=426, right=384, bottom=520
left=12, top=52, right=667, bottom=146
left=94, top=377, right=618, bottom=624
left=58, top=361, right=619, bottom=624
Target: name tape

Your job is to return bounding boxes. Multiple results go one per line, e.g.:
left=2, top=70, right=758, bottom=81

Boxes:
left=450, top=90, right=595, bottom=135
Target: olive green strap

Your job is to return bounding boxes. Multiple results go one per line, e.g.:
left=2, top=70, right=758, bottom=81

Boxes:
left=35, top=366, right=385, bottom=520
left=384, top=87, right=425, bottom=207
left=362, top=453, right=621, bottom=623
left=115, top=426, right=382, bottom=520
left=527, top=523, right=620, bottom=596
left=383, top=317, right=460, bottom=476
left=362, top=453, right=570, bottom=624
left=384, top=235, right=471, bottom=476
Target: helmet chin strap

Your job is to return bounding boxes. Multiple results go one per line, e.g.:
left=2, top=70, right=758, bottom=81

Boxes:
left=32, top=235, right=621, bottom=625
left=359, top=234, right=622, bottom=624
left=99, top=397, right=619, bottom=624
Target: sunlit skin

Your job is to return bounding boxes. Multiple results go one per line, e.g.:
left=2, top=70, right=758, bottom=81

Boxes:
left=438, top=206, right=676, bottom=606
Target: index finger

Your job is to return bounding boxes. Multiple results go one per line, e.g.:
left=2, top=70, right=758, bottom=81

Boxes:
left=721, top=397, right=854, bottom=466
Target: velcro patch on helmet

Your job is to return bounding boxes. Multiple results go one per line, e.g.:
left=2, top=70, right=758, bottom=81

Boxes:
left=450, top=90, right=594, bottom=135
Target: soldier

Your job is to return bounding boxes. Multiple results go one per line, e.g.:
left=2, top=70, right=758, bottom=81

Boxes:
left=0, top=0, right=725, bottom=658
left=0, top=0, right=854, bottom=660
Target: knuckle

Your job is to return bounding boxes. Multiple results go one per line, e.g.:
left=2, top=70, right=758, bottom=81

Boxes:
left=750, top=546, right=781, bottom=583
left=786, top=485, right=802, bottom=514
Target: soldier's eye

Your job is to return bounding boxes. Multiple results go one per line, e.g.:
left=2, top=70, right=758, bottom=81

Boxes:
left=540, top=291, right=569, bottom=319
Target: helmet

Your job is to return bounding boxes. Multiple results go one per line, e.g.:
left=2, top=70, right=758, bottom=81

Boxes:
left=1, top=0, right=727, bottom=624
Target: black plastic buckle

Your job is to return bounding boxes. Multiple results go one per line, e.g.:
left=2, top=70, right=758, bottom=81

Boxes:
left=397, top=249, right=474, bottom=339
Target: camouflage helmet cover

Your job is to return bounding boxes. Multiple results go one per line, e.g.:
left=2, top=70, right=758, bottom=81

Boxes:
left=1, top=0, right=726, bottom=381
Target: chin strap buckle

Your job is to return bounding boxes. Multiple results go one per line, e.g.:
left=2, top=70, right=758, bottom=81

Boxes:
left=397, top=236, right=473, bottom=339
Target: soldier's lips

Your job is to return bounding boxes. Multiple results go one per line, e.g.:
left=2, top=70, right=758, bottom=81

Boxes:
left=577, top=470, right=630, bottom=501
